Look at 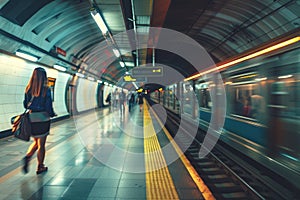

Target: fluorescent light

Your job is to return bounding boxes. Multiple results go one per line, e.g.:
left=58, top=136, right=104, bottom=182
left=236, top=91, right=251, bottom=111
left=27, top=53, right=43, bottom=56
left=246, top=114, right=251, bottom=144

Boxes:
left=88, top=77, right=95, bottom=81
left=113, top=49, right=120, bottom=57
left=124, top=62, right=135, bottom=67
left=224, top=81, right=232, bottom=85
left=76, top=72, right=84, bottom=78
left=132, top=82, right=139, bottom=89
left=53, top=64, right=66, bottom=72
left=278, top=75, right=293, bottom=79
left=97, top=80, right=102, bottom=83
left=15, top=50, right=39, bottom=62
left=231, top=80, right=257, bottom=85
left=90, top=9, right=108, bottom=34
left=119, top=61, right=125, bottom=68
left=255, top=77, right=267, bottom=81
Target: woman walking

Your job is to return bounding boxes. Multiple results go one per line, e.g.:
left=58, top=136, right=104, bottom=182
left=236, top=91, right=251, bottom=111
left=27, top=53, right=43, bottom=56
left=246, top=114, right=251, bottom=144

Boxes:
left=22, top=67, right=56, bottom=174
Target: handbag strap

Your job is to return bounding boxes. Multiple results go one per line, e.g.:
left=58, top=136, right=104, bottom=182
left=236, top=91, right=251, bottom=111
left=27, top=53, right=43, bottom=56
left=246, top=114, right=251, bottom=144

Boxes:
left=27, top=96, right=34, bottom=108
left=23, top=96, right=34, bottom=114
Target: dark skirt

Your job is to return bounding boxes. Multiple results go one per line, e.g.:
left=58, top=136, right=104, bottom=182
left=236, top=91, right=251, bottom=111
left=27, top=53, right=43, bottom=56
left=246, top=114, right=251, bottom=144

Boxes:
left=31, top=121, right=50, bottom=137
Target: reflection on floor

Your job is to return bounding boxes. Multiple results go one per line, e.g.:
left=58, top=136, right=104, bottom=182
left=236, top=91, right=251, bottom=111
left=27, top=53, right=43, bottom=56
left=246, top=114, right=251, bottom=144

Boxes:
left=0, top=106, right=204, bottom=200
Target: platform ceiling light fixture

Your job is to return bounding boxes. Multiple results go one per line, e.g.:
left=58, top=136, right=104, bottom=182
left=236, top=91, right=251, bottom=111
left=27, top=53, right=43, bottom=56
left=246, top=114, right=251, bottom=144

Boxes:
left=132, top=82, right=139, bottom=89
left=278, top=75, right=293, bottom=79
left=124, top=62, right=135, bottom=67
left=53, top=64, right=66, bottom=72
left=255, top=77, right=267, bottom=81
left=76, top=72, right=84, bottom=78
left=119, top=61, right=125, bottom=68
left=113, top=49, right=120, bottom=57
left=90, top=8, right=108, bottom=35
left=15, top=50, right=39, bottom=62
left=88, top=77, right=95, bottom=81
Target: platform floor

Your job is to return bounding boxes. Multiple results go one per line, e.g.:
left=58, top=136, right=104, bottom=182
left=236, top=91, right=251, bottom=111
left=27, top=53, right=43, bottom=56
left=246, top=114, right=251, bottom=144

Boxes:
left=0, top=103, right=213, bottom=200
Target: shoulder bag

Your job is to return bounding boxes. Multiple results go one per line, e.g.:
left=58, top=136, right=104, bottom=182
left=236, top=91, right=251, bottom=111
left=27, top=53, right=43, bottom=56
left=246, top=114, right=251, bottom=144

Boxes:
left=29, top=111, right=50, bottom=135
left=10, top=97, right=34, bottom=141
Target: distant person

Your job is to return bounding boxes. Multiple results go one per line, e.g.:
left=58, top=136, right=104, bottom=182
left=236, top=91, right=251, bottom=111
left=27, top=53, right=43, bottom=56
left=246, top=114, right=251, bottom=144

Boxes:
left=113, top=89, right=119, bottom=109
left=105, top=93, right=111, bottom=107
left=138, top=93, right=144, bottom=112
left=119, top=89, right=126, bottom=114
left=128, top=93, right=135, bottom=112
left=23, top=67, right=56, bottom=174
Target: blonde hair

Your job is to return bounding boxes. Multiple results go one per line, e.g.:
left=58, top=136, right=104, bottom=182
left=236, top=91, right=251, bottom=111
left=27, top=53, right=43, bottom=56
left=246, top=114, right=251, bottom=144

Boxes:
left=25, top=67, right=48, bottom=97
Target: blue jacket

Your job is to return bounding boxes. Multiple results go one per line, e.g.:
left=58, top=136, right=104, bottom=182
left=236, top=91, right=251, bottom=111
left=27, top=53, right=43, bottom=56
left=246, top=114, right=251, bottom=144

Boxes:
left=23, top=88, right=56, bottom=117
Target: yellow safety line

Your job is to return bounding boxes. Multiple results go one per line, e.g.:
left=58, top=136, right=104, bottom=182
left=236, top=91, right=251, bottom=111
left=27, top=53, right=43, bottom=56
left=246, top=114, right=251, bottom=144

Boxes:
left=143, top=102, right=179, bottom=200
left=148, top=103, right=216, bottom=200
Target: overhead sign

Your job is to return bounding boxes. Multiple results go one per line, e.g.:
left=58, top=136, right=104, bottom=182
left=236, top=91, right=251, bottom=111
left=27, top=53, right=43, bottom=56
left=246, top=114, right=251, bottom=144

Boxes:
left=132, top=67, right=163, bottom=77
left=56, top=47, right=66, bottom=57
left=123, top=75, right=146, bottom=82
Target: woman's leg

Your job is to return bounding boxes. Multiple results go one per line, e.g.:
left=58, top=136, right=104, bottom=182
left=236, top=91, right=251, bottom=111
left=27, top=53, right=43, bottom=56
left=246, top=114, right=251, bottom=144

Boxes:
left=36, top=135, right=48, bottom=174
left=23, top=138, right=38, bottom=173
left=26, top=138, right=38, bottom=157
left=37, top=136, right=47, bottom=165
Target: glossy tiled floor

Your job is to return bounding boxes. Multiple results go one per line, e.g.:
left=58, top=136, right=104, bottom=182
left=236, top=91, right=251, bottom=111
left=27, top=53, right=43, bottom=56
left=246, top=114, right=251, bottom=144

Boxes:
left=0, top=105, right=205, bottom=200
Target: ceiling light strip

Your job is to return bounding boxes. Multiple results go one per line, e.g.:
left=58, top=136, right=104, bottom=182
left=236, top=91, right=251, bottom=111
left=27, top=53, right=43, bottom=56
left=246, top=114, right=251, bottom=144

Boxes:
left=53, top=64, right=67, bottom=72
left=90, top=8, right=108, bottom=34
left=15, top=50, right=39, bottom=62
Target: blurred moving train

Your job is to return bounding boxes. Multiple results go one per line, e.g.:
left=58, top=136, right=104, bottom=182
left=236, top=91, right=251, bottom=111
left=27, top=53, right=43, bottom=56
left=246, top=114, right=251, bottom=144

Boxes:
left=150, top=33, right=300, bottom=188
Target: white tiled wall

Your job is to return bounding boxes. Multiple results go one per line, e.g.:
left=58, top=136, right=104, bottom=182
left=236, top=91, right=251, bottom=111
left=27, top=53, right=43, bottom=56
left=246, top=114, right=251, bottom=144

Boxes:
left=76, top=78, right=97, bottom=112
left=0, top=53, right=70, bottom=132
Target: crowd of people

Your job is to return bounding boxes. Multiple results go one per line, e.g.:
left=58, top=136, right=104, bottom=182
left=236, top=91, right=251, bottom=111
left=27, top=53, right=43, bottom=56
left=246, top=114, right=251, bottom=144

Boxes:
left=106, top=89, right=144, bottom=113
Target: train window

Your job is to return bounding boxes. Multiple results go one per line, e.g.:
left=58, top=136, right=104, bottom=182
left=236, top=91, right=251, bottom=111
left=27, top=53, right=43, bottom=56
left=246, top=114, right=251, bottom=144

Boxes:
left=195, top=82, right=212, bottom=110
left=182, top=82, right=194, bottom=115
left=169, top=85, right=176, bottom=110
left=163, top=85, right=176, bottom=111
left=229, top=81, right=267, bottom=123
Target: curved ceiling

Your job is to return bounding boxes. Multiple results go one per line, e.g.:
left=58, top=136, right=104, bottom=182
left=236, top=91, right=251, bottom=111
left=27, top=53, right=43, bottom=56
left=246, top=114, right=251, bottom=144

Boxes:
left=0, top=0, right=299, bottom=87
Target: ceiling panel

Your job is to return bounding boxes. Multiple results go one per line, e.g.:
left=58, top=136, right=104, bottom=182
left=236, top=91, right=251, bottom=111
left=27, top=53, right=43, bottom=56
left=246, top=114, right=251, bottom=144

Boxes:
left=0, top=0, right=299, bottom=84
left=0, top=0, right=53, bottom=26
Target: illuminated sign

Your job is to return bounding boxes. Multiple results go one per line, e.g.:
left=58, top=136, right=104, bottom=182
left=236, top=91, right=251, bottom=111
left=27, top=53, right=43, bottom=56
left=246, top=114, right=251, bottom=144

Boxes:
left=123, top=75, right=146, bottom=82
left=56, top=47, right=66, bottom=57
left=132, top=67, right=163, bottom=77
left=124, top=75, right=136, bottom=82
